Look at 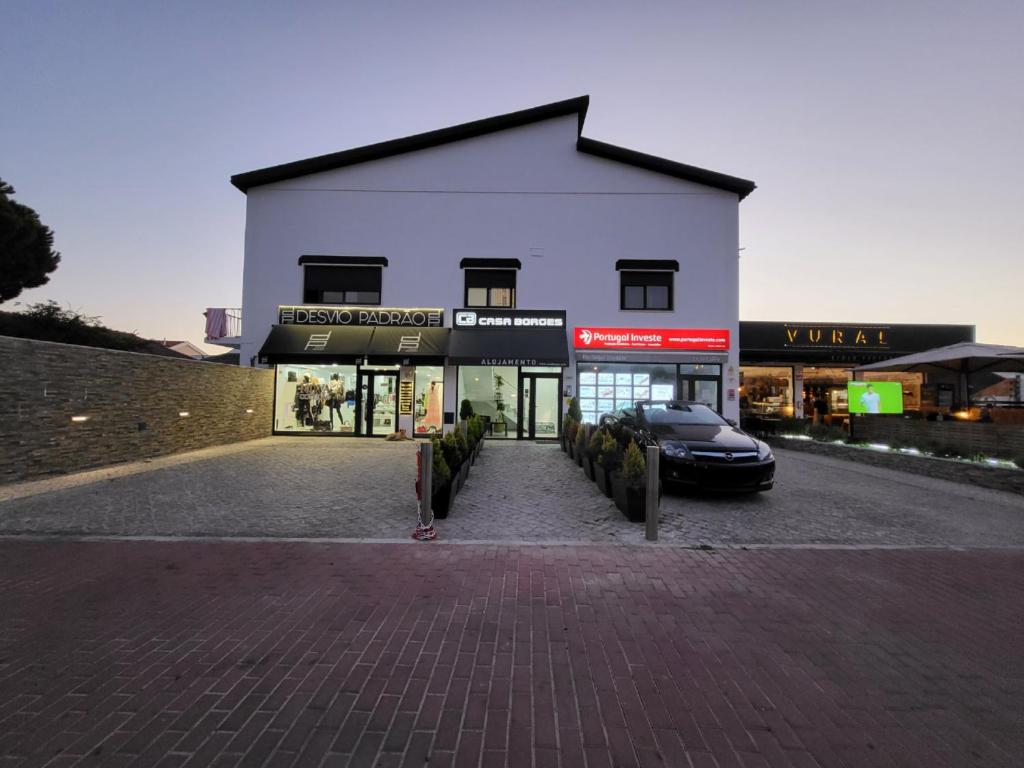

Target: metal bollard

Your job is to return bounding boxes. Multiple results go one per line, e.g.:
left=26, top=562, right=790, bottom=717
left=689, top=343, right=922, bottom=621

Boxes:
left=645, top=444, right=659, bottom=541
left=419, top=441, right=432, bottom=524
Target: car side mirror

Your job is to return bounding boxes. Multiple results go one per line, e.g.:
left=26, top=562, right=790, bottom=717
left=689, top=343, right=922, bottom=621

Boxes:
left=725, top=418, right=737, bottom=427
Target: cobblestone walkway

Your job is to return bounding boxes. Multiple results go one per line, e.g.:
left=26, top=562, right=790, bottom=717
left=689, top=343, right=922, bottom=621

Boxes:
left=1, top=540, right=1022, bottom=768
left=2, top=439, right=1022, bottom=546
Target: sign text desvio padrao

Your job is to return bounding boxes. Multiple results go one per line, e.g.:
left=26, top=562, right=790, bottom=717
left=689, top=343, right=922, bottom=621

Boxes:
left=573, top=327, right=730, bottom=351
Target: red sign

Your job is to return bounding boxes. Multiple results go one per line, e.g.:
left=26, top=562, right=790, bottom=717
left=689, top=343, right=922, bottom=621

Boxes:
left=573, top=327, right=730, bottom=351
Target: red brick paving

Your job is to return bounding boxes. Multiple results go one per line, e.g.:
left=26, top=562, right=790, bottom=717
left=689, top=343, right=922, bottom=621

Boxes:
left=0, top=541, right=1022, bottom=768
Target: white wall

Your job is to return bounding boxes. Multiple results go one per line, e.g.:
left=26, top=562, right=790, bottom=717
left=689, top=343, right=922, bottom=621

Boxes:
left=239, top=113, right=743, bottom=420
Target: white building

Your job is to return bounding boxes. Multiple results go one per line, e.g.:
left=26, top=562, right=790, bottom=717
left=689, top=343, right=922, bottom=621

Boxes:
left=215, top=96, right=755, bottom=438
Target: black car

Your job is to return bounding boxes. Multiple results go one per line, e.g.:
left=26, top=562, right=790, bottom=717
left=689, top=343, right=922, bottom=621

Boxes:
left=600, top=400, right=775, bottom=492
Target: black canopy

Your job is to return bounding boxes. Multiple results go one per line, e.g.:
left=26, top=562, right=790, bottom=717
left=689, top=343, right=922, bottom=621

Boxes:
left=448, top=328, right=569, bottom=366
left=259, top=325, right=449, bottom=364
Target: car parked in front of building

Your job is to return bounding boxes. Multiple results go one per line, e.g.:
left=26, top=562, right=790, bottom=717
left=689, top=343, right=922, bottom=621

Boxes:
left=600, top=400, right=775, bottom=492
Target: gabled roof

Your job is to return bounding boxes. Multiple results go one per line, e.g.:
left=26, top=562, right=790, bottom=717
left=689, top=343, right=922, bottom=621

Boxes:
left=231, top=95, right=756, bottom=199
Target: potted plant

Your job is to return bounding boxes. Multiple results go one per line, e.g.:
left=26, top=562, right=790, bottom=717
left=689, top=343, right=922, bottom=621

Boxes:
left=574, top=423, right=586, bottom=466
left=612, top=440, right=649, bottom=521
left=594, top=430, right=621, bottom=498
left=441, top=431, right=464, bottom=491
left=583, top=428, right=602, bottom=481
left=453, top=426, right=471, bottom=484
left=566, top=419, right=578, bottom=459
left=460, top=398, right=475, bottom=422
left=469, top=415, right=484, bottom=459
left=562, top=397, right=582, bottom=452
left=430, top=436, right=454, bottom=518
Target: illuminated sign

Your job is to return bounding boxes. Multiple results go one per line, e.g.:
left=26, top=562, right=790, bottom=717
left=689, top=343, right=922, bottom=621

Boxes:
left=454, top=309, right=566, bottom=329
left=398, top=380, right=414, bottom=415
left=782, top=324, right=889, bottom=348
left=573, top=327, right=730, bottom=351
left=278, top=306, right=444, bottom=327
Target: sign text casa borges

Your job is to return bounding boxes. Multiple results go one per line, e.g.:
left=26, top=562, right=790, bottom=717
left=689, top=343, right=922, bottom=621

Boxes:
left=574, top=327, right=730, bottom=351
left=278, top=306, right=444, bottom=327
left=454, top=309, right=565, bottom=328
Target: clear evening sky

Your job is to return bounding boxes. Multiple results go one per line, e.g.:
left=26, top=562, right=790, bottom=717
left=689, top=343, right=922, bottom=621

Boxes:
left=3, top=1, right=1022, bottom=351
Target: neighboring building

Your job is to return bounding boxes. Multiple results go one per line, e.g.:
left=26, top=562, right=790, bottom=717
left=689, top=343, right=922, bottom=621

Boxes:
left=739, top=321, right=976, bottom=422
left=218, top=95, right=755, bottom=438
left=157, top=339, right=206, bottom=359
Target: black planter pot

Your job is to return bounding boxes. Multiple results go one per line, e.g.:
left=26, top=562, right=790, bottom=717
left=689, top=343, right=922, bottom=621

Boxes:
left=594, top=464, right=614, bottom=498
left=582, top=456, right=596, bottom=481
left=567, top=441, right=575, bottom=460
left=611, top=472, right=647, bottom=522
left=575, top=446, right=584, bottom=467
left=459, top=460, right=470, bottom=486
left=431, top=481, right=453, bottom=519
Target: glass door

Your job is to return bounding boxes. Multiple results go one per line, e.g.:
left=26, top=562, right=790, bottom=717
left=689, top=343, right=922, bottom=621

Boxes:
left=679, top=376, right=722, bottom=413
left=520, top=374, right=561, bottom=439
left=358, top=371, right=398, bottom=436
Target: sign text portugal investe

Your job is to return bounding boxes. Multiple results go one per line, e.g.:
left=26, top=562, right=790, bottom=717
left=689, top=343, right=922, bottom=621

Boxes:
left=574, top=327, right=730, bottom=351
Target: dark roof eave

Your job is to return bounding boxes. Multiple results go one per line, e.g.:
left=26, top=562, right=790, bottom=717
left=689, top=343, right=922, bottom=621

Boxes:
left=231, top=95, right=590, bottom=192
left=576, top=137, right=756, bottom=200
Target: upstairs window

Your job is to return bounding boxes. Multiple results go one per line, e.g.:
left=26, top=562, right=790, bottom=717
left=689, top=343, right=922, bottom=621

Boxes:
left=464, top=269, right=516, bottom=308
left=303, top=265, right=382, bottom=305
left=617, top=260, right=677, bottom=311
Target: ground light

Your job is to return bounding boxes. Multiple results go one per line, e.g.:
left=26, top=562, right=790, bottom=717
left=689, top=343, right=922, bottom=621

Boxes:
left=178, top=411, right=190, bottom=417
left=70, top=415, right=90, bottom=423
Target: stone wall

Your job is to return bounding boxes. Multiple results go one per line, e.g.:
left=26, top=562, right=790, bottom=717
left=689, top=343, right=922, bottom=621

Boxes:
left=853, top=415, right=1024, bottom=460
left=0, top=335, right=274, bottom=484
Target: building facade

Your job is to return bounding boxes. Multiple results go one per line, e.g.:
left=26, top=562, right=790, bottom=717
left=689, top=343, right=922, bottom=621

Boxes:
left=739, top=321, right=976, bottom=424
left=227, top=96, right=755, bottom=438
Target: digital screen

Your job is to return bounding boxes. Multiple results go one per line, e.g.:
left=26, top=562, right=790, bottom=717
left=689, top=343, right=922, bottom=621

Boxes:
left=848, top=381, right=903, bottom=414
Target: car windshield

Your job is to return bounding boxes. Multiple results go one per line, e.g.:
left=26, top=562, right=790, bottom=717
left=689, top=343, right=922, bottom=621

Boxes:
left=639, top=401, right=727, bottom=426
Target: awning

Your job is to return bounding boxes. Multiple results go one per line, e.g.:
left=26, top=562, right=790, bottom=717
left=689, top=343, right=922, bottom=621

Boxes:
left=258, top=325, right=449, bottom=364
left=448, top=328, right=569, bottom=366
left=365, top=327, right=449, bottom=364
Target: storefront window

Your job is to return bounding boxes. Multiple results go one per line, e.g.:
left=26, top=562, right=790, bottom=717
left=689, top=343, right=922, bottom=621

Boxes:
left=275, top=364, right=357, bottom=433
left=739, top=366, right=794, bottom=417
left=576, top=363, right=676, bottom=424
left=803, top=366, right=853, bottom=420
left=457, top=366, right=519, bottom=438
left=414, top=366, right=444, bottom=435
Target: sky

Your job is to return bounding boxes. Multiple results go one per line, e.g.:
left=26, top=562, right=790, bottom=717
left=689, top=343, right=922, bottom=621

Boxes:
left=3, top=0, right=1023, bottom=351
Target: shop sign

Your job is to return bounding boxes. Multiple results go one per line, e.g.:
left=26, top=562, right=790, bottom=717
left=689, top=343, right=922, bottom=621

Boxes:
left=574, top=327, right=729, bottom=351
left=782, top=324, right=889, bottom=348
left=279, top=306, right=444, bottom=327
left=454, top=309, right=565, bottom=329
left=398, top=380, right=414, bottom=415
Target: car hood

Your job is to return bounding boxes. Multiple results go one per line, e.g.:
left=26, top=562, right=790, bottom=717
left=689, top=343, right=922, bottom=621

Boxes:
left=646, top=423, right=759, bottom=452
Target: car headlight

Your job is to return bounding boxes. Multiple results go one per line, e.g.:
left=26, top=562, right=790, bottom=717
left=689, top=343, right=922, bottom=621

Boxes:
left=661, top=441, right=691, bottom=459
left=757, top=441, right=774, bottom=461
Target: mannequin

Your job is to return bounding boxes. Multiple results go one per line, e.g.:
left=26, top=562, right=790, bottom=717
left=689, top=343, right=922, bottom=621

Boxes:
left=423, top=379, right=443, bottom=431
left=327, top=373, right=346, bottom=429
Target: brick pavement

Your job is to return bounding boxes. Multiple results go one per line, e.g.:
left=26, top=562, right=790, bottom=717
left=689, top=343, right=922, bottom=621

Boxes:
left=1, top=540, right=1023, bottom=768
left=2, top=440, right=1023, bottom=546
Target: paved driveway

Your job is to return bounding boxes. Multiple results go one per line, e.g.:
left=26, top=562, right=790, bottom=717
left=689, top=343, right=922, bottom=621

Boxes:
left=1, top=438, right=1023, bottom=545
left=1, top=540, right=1022, bottom=768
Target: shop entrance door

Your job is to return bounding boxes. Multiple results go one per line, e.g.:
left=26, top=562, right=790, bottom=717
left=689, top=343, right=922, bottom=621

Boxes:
left=679, top=376, right=721, bottom=412
left=519, top=374, right=561, bottom=440
left=358, top=370, right=399, bottom=437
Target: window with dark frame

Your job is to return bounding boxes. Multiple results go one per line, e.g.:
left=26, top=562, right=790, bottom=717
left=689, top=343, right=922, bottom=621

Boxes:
left=464, top=269, right=516, bottom=308
left=619, top=270, right=673, bottom=310
left=303, top=265, right=382, bottom=305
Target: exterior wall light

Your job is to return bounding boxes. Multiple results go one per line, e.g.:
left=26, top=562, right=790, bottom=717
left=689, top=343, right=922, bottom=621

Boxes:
left=71, top=415, right=90, bottom=423
left=179, top=411, right=190, bottom=417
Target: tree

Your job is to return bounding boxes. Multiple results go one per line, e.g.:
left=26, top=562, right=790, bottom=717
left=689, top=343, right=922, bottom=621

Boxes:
left=0, top=178, right=61, bottom=303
